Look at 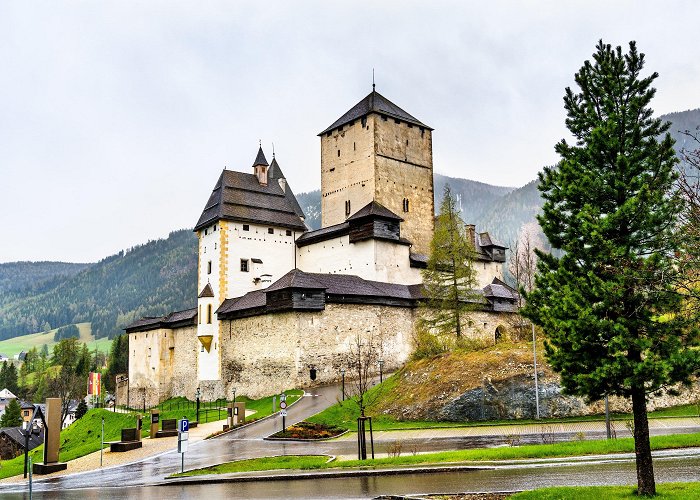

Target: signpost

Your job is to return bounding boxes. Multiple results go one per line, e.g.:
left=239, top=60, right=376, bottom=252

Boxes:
left=178, top=418, right=189, bottom=473
left=280, top=393, right=287, bottom=432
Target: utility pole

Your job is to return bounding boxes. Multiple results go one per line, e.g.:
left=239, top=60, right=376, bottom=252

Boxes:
left=533, top=323, right=540, bottom=419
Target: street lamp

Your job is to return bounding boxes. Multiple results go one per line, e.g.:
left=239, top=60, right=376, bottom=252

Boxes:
left=232, top=387, right=236, bottom=405
left=378, top=359, right=384, bottom=384
left=22, top=419, right=38, bottom=478
left=340, top=368, right=346, bottom=401
left=195, top=387, right=201, bottom=423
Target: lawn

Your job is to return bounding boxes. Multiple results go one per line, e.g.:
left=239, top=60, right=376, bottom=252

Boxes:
left=0, top=409, right=140, bottom=479
left=171, top=431, right=700, bottom=477
left=511, top=482, right=700, bottom=499
left=171, top=455, right=330, bottom=477
left=152, top=390, right=304, bottom=424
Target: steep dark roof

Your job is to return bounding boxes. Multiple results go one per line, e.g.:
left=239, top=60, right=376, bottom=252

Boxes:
left=217, top=290, right=267, bottom=316
left=198, top=283, right=214, bottom=298
left=0, top=427, right=44, bottom=451
left=268, top=157, right=282, bottom=179
left=194, top=169, right=307, bottom=232
left=295, top=222, right=350, bottom=247
left=124, top=308, right=197, bottom=333
left=266, top=269, right=327, bottom=292
left=252, top=146, right=268, bottom=167
left=479, top=232, right=507, bottom=249
left=346, top=201, right=403, bottom=222
left=319, top=90, right=433, bottom=135
left=409, top=252, right=428, bottom=269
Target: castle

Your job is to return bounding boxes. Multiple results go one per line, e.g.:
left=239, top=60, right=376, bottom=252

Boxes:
left=124, top=88, right=517, bottom=406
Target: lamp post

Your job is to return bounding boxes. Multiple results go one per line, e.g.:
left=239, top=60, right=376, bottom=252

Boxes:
left=232, top=387, right=236, bottom=405
left=195, top=387, right=201, bottom=423
left=23, top=421, right=29, bottom=478
left=340, top=368, right=346, bottom=401
left=378, top=359, right=384, bottom=384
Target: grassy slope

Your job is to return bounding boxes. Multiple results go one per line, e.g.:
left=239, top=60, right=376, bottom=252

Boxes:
left=154, top=390, right=304, bottom=423
left=0, top=322, right=111, bottom=357
left=0, top=409, right=139, bottom=479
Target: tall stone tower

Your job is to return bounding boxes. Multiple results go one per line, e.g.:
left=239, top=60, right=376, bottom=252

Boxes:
left=319, top=88, right=434, bottom=255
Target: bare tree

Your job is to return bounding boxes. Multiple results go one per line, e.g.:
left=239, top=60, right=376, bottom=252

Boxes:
left=345, top=332, right=384, bottom=460
left=49, top=366, right=85, bottom=426
left=507, top=226, right=539, bottom=338
left=677, top=128, right=700, bottom=309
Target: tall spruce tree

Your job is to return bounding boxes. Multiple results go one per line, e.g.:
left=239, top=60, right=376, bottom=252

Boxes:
left=420, top=185, right=479, bottom=337
left=523, top=41, right=700, bottom=495
left=0, top=398, right=22, bottom=427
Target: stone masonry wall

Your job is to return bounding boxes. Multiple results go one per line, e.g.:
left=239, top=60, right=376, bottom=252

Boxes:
left=218, top=303, right=416, bottom=399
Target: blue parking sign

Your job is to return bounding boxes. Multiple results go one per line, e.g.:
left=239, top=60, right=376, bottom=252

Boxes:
left=179, top=418, right=189, bottom=433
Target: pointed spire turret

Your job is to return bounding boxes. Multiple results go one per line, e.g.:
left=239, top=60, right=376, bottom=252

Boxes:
left=252, top=145, right=269, bottom=168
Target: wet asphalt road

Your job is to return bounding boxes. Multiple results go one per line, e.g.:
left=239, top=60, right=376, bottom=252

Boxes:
left=2, top=383, right=700, bottom=497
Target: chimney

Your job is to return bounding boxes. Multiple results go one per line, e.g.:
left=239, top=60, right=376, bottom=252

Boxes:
left=255, top=165, right=268, bottom=186
left=466, top=224, right=476, bottom=247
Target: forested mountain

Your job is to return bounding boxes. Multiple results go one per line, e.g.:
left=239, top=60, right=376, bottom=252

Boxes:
left=2, top=109, right=697, bottom=343
left=0, top=230, right=197, bottom=340
left=0, top=262, right=91, bottom=295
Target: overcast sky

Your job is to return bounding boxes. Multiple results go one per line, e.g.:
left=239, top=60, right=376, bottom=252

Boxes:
left=1, top=1, right=699, bottom=263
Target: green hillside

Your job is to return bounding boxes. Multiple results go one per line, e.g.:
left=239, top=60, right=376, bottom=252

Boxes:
left=0, top=322, right=111, bottom=357
left=0, top=230, right=197, bottom=341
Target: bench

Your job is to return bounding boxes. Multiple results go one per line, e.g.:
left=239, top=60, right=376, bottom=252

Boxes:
left=155, top=419, right=179, bottom=438
left=109, top=428, right=143, bottom=452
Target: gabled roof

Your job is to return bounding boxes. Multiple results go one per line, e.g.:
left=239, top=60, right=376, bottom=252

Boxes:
left=198, top=283, right=214, bottom=298
left=252, top=146, right=268, bottom=167
left=194, top=169, right=307, bottom=232
left=124, top=308, right=198, bottom=333
left=0, top=426, right=44, bottom=451
left=295, top=222, right=350, bottom=247
left=0, top=389, right=16, bottom=399
left=319, top=90, right=433, bottom=135
left=346, top=201, right=403, bottom=222
left=479, top=232, right=507, bottom=249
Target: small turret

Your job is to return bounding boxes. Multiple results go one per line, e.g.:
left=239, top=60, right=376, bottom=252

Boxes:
left=252, top=146, right=269, bottom=186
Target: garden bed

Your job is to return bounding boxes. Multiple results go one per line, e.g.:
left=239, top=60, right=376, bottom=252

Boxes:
left=268, top=421, right=346, bottom=440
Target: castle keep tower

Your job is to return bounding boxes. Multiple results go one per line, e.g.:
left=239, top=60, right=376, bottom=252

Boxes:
left=319, top=88, right=435, bottom=255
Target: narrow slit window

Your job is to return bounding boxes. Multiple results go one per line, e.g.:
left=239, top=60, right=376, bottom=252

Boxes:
left=240, top=259, right=249, bottom=272
left=207, top=304, right=212, bottom=324
left=207, top=261, right=212, bottom=274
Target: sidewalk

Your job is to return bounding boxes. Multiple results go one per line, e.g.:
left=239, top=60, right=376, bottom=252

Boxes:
left=0, top=417, right=230, bottom=485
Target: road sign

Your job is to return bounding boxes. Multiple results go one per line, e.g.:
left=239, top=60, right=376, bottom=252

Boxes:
left=179, top=419, right=189, bottom=433
left=279, top=401, right=287, bottom=410
left=178, top=438, right=188, bottom=453
left=280, top=410, right=287, bottom=417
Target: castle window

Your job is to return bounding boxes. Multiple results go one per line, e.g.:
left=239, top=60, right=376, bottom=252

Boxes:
left=148, top=347, right=151, bottom=357
left=240, top=259, right=249, bottom=272
left=286, top=230, right=292, bottom=236
left=207, top=304, right=212, bottom=324
left=382, top=115, right=387, bottom=121
left=214, top=242, right=217, bottom=249
left=353, top=142, right=356, bottom=151
left=198, top=305, right=201, bottom=324
left=403, top=198, right=410, bottom=212
left=345, top=200, right=351, bottom=217
left=268, top=228, right=274, bottom=234
left=204, top=229, right=208, bottom=235
left=213, top=225, right=217, bottom=231
left=207, top=261, right=212, bottom=274
left=394, top=118, right=400, bottom=124
left=243, top=225, right=249, bottom=231
left=204, top=247, right=206, bottom=253
left=361, top=117, right=367, bottom=128
left=337, top=149, right=340, bottom=157
left=326, top=132, right=331, bottom=137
